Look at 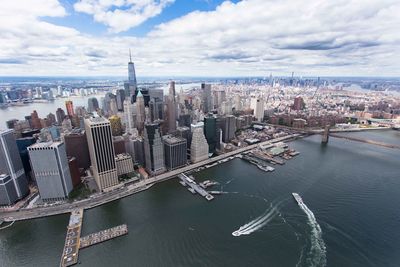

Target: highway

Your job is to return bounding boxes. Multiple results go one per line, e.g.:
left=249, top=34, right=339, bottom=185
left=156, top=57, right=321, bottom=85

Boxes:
left=0, top=134, right=301, bottom=222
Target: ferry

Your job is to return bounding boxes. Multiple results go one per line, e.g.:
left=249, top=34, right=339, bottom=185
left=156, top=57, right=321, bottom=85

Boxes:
left=292, top=193, right=303, bottom=205
left=257, top=164, right=275, bottom=172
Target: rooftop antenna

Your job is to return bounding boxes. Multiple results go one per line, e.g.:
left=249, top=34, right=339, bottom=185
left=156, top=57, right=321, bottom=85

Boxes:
left=129, top=48, right=132, bottom=63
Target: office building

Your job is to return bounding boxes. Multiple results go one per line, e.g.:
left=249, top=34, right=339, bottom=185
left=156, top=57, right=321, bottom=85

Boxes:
left=221, top=115, right=236, bottom=143
left=0, top=129, right=29, bottom=199
left=190, top=127, right=208, bottom=163
left=16, top=137, right=36, bottom=180
left=56, top=108, right=66, bottom=125
left=68, top=157, right=81, bottom=188
left=115, top=154, right=134, bottom=176
left=64, top=129, right=91, bottom=170
left=255, top=98, right=264, bottom=122
left=116, top=89, right=126, bottom=112
left=87, top=97, right=99, bottom=113
left=143, top=123, right=165, bottom=175
left=123, top=99, right=136, bottom=134
left=85, top=117, right=118, bottom=191
left=202, top=83, right=212, bottom=113
left=204, top=115, right=218, bottom=153
left=167, top=81, right=177, bottom=133
left=28, top=142, right=73, bottom=202
left=124, top=49, right=137, bottom=99
left=136, top=90, right=145, bottom=133
left=163, top=135, right=187, bottom=170
left=149, top=97, right=164, bottom=122
left=31, top=110, right=42, bottom=129
left=293, top=96, right=305, bottom=110
left=65, top=100, right=74, bottom=117
left=178, top=114, right=192, bottom=127
left=0, top=174, right=18, bottom=206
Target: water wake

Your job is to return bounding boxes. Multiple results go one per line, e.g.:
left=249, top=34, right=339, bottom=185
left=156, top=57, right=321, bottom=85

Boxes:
left=232, top=200, right=285, bottom=237
left=297, top=202, right=327, bottom=267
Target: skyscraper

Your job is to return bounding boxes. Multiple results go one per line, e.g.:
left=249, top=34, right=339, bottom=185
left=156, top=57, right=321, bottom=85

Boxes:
left=163, top=135, right=187, bottom=170
left=293, top=96, right=305, bottom=111
left=56, top=108, right=66, bottom=125
left=85, top=117, right=118, bottom=191
left=28, top=141, right=73, bottom=202
left=0, top=174, right=18, bottom=206
left=0, top=129, right=29, bottom=199
left=204, top=114, right=218, bottom=154
left=128, top=49, right=137, bottom=94
left=221, top=115, right=236, bottom=143
left=167, top=81, right=177, bottom=133
left=190, top=125, right=208, bottom=163
left=116, top=89, right=126, bottom=112
left=123, top=99, right=136, bottom=134
left=149, top=97, right=164, bottom=122
left=64, top=129, right=91, bottom=170
left=255, top=98, right=264, bottom=122
left=202, top=83, right=212, bottom=113
left=143, top=123, right=165, bottom=175
left=65, top=100, right=74, bottom=117
left=31, top=110, right=42, bottom=129
left=87, top=97, right=99, bottom=113
left=136, top=90, right=145, bottom=133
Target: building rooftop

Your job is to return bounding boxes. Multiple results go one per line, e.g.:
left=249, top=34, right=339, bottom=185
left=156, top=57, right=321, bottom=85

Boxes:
left=28, top=141, right=62, bottom=150
left=163, top=135, right=186, bottom=144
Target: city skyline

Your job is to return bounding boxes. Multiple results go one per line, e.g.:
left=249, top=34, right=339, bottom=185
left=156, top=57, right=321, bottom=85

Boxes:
left=1, top=0, right=400, bottom=77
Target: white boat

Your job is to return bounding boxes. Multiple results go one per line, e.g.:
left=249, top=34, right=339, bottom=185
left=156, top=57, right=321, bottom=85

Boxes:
left=292, top=193, right=303, bottom=205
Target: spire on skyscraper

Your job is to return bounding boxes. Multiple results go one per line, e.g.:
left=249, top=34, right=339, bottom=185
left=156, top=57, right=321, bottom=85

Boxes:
left=129, top=48, right=132, bottom=63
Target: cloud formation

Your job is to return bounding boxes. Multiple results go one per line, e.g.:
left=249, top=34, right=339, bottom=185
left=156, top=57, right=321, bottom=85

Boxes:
left=0, top=0, right=399, bottom=77
left=74, top=0, right=175, bottom=33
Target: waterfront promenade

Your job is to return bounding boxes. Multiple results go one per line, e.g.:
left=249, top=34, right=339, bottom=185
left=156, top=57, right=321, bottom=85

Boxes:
left=0, top=134, right=300, bottom=222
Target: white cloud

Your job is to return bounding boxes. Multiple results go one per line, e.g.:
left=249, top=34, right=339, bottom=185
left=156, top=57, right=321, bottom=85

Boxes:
left=0, top=0, right=399, bottom=77
left=73, top=0, right=175, bottom=33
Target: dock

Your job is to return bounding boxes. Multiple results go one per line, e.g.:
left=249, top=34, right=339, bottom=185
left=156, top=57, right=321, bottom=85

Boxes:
left=80, top=224, right=128, bottom=249
left=60, top=210, right=128, bottom=266
left=60, top=209, right=83, bottom=267
left=178, top=174, right=214, bottom=201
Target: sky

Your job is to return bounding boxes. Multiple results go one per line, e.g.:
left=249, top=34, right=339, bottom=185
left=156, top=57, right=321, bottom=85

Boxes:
left=0, top=0, right=399, bottom=77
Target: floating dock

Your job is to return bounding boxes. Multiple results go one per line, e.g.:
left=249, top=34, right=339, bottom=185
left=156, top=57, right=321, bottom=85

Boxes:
left=80, top=224, right=128, bottom=249
left=60, top=209, right=83, bottom=267
left=178, top=174, right=214, bottom=201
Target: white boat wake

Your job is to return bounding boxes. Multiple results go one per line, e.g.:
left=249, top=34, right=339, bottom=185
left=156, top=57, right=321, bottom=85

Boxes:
left=297, top=201, right=327, bottom=267
left=232, top=200, right=285, bottom=237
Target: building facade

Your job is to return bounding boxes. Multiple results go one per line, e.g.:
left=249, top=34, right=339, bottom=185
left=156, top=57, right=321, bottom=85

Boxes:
left=190, top=127, right=209, bottom=163
left=0, top=129, right=29, bottom=199
left=85, top=117, right=119, bottom=191
left=163, top=135, right=187, bottom=170
left=28, top=142, right=73, bottom=202
left=143, top=123, right=165, bottom=175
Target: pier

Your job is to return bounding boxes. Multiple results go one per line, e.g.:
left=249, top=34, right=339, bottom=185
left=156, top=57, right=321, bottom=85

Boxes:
left=178, top=174, right=214, bottom=201
left=60, top=210, right=128, bottom=266
left=60, top=209, right=83, bottom=267
left=80, top=224, right=128, bottom=249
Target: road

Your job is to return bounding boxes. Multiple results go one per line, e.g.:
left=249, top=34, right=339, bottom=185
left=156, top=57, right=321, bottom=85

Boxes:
left=0, top=134, right=301, bottom=222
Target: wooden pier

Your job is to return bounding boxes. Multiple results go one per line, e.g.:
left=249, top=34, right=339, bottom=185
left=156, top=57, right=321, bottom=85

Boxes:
left=80, top=224, right=128, bottom=249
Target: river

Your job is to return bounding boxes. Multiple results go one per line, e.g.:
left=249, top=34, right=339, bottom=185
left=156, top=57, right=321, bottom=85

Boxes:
left=0, top=130, right=399, bottom=266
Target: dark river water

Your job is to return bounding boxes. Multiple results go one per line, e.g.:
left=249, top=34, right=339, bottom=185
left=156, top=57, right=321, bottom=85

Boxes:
left=1, top=130, right=399, bottom=267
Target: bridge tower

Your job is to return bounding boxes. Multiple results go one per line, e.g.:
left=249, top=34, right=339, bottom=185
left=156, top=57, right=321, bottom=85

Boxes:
left=321, top=125, right=330, bottom=144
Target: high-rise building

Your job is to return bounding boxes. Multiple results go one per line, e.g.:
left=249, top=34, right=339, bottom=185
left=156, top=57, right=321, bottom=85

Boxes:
left=143, top=123, right=165, bottom=175
left=167, top=81, right=177, bottom=133
left=202, top=83, right=212, bottom=113
left=163, top=135, right=187, bottom=170
left=115, top=153, right=134, bottom=176
left=16, top=137, right=36, bottom=180
left=178, top=114, right=192, bottom=127
left=109, top=115, right=123, bottom=136
left=255, top=98, right=264, bottom=122
left=123, top=99, right=136, bottom=134
left=204, top=114, right=218, bottom=153
left=127, top=49, right=137, bottom=96
left=149, top=98, right=164, bottom=122
left=64, top=129, right=91, bottom=170
left=65, top=100, right=74, bottom=117
left=46, top=113, right=56, bottom=126
left=190, top=126, right=208, bottom=163
left=136, top=90, right=145, bottom=133
left=56, top=108, right=66, bottom=125
left=87, top=97, right=99, bottom=113
left=84, top=117, right=119, bottom=191
left=28, top=141, right=73, bottom=202
left=31, top=110, right=42, bottom=129
left=0, top=129, right=29, bottom=199
left=221, top=115, right=236, bottom=143
left=116, top=89, right=126, bottom=112
left=0, top=174, right=19, bottom=206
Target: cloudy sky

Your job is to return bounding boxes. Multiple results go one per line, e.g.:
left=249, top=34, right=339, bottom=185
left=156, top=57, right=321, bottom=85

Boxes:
left=0, top=0, right=399, bottom=77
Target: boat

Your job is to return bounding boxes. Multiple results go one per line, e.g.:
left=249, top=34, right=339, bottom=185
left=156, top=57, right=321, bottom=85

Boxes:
left=188, top=188, right=196, bottom=194
left=292, top=193, right=303, bottom=205
left=257, top=164, right=275, bottom=172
